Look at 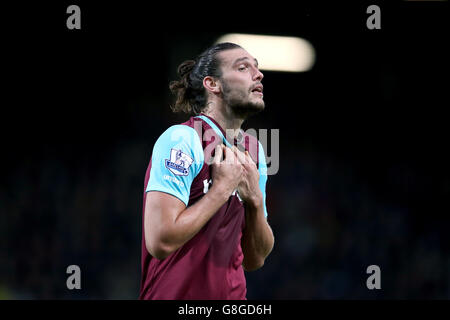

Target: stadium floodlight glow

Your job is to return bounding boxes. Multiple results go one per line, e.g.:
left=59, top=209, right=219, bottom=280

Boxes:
left=215, top=33, right=315, bottom=72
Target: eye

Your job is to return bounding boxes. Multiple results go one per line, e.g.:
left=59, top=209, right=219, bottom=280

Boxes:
left=238, top=64, right=248, bottom=71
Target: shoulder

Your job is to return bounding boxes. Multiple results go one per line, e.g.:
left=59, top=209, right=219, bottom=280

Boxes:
left=153, top=123, right=204, bottom=160
left=156, top=123, right=200, bottom=146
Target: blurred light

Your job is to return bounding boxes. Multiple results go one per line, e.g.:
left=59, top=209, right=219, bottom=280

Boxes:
left=216, top=33, right=316, bottom=72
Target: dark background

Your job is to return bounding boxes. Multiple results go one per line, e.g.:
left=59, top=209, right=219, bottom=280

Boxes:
left=1, top=1, right=449, bottom=299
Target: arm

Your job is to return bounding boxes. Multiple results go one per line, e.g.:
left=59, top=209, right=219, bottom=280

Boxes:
left=145, top=145, right=243, bottom=260
left=236, top=148, right=274, bottom=271
left=145, top=184, right=229, bottom=259
left=241, top=195, right=274, bottom=271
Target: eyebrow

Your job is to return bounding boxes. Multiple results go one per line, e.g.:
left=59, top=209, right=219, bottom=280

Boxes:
left=233, top=57, right=259, bottom=67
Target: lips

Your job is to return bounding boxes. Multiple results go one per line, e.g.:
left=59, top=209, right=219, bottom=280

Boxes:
left=251, top=84, right=263, bottom=95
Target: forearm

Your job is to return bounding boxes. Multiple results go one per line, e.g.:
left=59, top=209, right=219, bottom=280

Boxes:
left=146, top=144, right=243, bottom=260
left=161, top=185, right=230, bottom=252
left=241, top=196, right=274, bottom=271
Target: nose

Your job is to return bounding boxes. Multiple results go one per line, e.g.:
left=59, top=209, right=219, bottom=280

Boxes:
left=253, top=68, right=264, bottom=81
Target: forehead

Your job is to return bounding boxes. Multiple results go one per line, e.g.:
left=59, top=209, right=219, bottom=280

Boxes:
left=218, top=48, right=256, bottom=67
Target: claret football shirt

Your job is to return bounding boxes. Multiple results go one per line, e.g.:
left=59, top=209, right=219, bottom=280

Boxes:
left=139, top=114, right=268, bottom=300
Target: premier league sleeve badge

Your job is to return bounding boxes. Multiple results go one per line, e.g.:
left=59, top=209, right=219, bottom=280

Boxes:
left=165, top=149, right=194, bottom=176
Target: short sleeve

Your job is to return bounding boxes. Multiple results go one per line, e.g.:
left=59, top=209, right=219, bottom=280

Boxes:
left=258, top=141, right=268, bottom=218
left=146, top=125, right=204, bottom=206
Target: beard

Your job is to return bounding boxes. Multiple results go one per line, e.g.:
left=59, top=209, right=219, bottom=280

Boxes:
left=222, top=81, right=265, bottom=119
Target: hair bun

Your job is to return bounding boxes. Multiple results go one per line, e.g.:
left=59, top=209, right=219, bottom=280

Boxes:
left=178, top=60, right=196, bottom=78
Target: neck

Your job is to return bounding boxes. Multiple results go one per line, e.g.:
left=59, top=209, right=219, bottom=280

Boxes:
left=203, top=103, right=245, bottom=139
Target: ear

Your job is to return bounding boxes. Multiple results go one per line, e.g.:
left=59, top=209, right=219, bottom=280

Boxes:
left=203, top=76, right=221, bottom=94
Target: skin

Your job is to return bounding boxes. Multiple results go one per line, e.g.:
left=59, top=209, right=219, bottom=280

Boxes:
left=145, top=48, right=274, bottom=271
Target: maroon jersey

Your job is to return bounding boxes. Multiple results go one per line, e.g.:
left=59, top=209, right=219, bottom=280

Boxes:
left=139, top=114, right=268, bottom=300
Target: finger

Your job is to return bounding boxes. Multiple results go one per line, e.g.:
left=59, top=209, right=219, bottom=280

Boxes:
left=224, top=146, right=238, bottom=164
left=223, top=145, right=232, bottom=162
left=234, top=147, right=247, bottom=164
left=245, top=150, right=256, bottom=165
left=213, top=144, right=223, bottom=164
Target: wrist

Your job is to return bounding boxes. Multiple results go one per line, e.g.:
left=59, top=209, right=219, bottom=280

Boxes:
left=209, top=183, right=233, bottom=203
left=245, top=192, right=263, bottom=210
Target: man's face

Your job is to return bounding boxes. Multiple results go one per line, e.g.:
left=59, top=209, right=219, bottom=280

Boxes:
left=217, top=48, right=265, bottom=116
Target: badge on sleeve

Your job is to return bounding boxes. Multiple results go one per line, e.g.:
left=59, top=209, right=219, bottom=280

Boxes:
left=165, top=149, right=194, bottom=176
